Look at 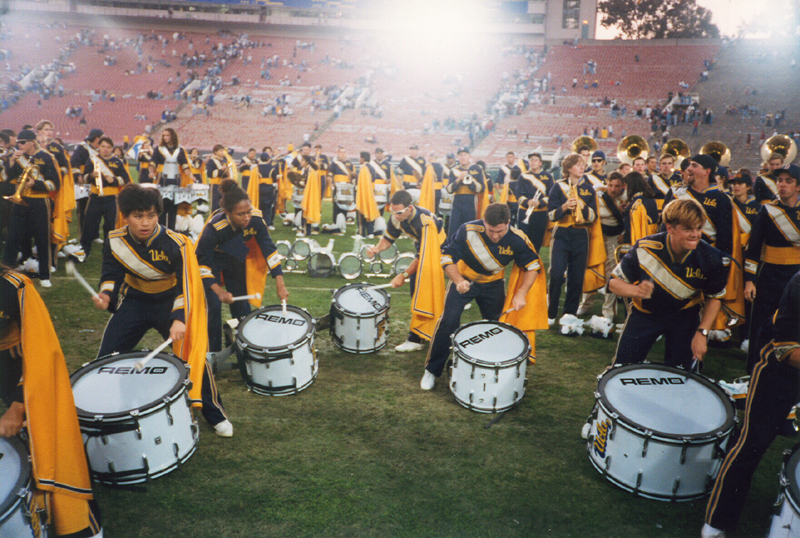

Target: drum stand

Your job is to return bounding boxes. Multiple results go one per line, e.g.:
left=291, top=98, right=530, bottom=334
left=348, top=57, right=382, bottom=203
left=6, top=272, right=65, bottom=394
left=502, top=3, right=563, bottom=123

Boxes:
left=209, top=320, right=239, bottom=374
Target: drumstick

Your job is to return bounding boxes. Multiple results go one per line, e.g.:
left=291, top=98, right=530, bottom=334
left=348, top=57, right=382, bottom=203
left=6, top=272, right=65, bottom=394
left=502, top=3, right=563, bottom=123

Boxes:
left=364, top=283, right=395, bottom=290
left=65, top=261, right=99, bottom=299
left=282, top=299, right=287, bottom=315
left=135, top=338, right=173, bottom=372
left=230, top=293, right=261, bottom=303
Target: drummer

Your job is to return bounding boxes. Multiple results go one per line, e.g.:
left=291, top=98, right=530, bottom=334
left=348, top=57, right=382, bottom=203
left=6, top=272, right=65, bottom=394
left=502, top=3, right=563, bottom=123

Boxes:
left=1, top=266, right=103, bottom=538
left=92, top=184, right=233, bottom=438
left=608, top=198, right=730, bottom=372
left=196, top=179, right=288, bottom=355
left=421, top=203, right=544, bottom=390
left=365, top=190, right=444, bottom=352
left=703, top=269, right=800, bottom=538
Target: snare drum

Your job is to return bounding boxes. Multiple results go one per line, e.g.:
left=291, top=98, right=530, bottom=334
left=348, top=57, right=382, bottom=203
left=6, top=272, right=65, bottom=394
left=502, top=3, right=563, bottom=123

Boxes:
left=74, top=183, right=90, bottom=201
left=334, top=182, right=356, bottom=211
left=586, top=363, right=736, bottom=501
left=439, top=189, right=454, bottom=215
left=291, top=185, right=304, bottom=209
left=235, top=305, right=318, bottom=395
left=331, top=283, right=390, bottom=354
left=70, top=352, right=198, bottom=485
left=769, top=446, right=800, bottom=537
left=275, top=240, right=291, bottom=259
left=308, top=251, right=335, bottom=278
left=406, top=188, right=421, bottom=204
left=449, top=320, right=530, bottom=413
left=173, top=187, right=194, bottom=205
left=0, top=437, right=48, bottom=538
left=159, top=185, right=177, bottom=201
left=374, top=183, right=390, bottom=206
left=190, top=183, right=210, bottom=202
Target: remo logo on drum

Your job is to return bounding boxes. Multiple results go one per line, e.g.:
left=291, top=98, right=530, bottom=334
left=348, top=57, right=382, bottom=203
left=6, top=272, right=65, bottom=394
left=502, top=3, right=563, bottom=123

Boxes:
left=593, top=419, right=612, bottom=459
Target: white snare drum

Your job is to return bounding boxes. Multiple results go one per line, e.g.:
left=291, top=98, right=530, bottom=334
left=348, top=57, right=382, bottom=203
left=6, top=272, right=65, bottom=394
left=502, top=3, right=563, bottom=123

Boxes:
left=235, top=305, right=318, bottom=395
left=291, top=185, right=304, bottom=208
left=374, top=183, right=390, bottom=206
left=331, top=283, right=390, bottom=354
left=359, top=243, right=397, bottom=263
left=406, top=188, right=421, bottom=203
left=74, top=183, right=90, bottom=201
left=159, top=185, right=177, bottom=201
left=769, top=446, right=800, bottom=537
left=0, top=437, right=48, bottom=538
left=439, top=189, right=454, bottom=215
left=449, top=320, right=530, bottom=413
left=190, top=183, right=210, bottom=202
left=587, top=363, right=736, bottom=501
left=291, top=238, right=317, bottom=261
left=334, top=182, right=356, bottom=211
left=172, top=187, right=193, bottom=205
left=70, top=352, right=198, bottom=485
left=308, top=251, right=335, bottom=278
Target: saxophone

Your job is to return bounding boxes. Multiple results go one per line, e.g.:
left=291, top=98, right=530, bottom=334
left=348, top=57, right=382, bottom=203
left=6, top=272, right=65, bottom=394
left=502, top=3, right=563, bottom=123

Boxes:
left=4, top=162, right=40, bottom=206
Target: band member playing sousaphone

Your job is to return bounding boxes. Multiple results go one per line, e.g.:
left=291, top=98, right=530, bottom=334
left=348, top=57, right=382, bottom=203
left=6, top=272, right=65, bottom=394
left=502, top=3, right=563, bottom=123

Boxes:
left=149, top=128, right=192, bottom=230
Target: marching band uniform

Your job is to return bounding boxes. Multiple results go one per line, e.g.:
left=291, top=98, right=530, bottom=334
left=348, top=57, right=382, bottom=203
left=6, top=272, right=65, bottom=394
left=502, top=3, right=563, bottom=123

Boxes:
left=329, top=155, right=355, bottom=225
left=249, top=154, right=278, bottom=228
left=78, top=154, right=131, bottom=257
left=515, top=170, right=554, bottom=252
left=753, top=171, right=778, bottom=204
left=43, top=138, right=74, bottom=256
left=705, top=270, right=800, bottom=536
left=420, top=159, right=446, bottom=215
left=743, top=198, right=800, bottom=373
left=136, top=145, right=153, bottom=184
left=547, top=176, right=598, bottom=320
left=69, top=132, right=102, bottom=231
left=355, top=159, right=381, bottom=237
left=3, top=137, right=61, bottom=283
left=96, top=223, right=228, bottom=429
left=238, top=154, right=257, bottom=191
left=196, top=209, right=283, bottom=353
left=398, top=152, right=426, bottom=191
left=585, top=169, right=606, bottom=191
left=151, top=144, right=191, bottom=229
left=372, top=154, right=394, bottom=214
left=648, top=171, right=677, bottom=211
left=424, top=219, right=543, bottom=379
left=610, top=232, right=729, bottom=370
left=495, top=161, right=521, bottom=225
left=0, top=269, right=102, bottom=538
left=206, top=154, right=230, bottom=213
left=189, top=154, right=203, bottom=184
left=315, top=150, right=329, bottom=199
left=731, top=193, right=759, bottom=250
left=445, top=160, right=485, bottom=237
left=623, top=193, right=660, bottom=245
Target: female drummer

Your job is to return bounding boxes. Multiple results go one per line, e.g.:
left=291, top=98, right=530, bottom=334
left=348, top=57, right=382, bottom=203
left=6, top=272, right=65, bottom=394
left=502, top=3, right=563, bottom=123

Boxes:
left=1, top=265, right=103, bottom=537
left=196, top=179, right=288, bottom=354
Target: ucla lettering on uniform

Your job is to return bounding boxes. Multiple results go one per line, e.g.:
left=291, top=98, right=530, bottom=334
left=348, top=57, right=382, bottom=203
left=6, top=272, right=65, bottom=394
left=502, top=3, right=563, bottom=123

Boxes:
left=150, top=250, right=169, bottom=262
left=704, top=198, right=717, bottom=207
left=619, top=377, right=686, bottom=386
left=243, top=228, right=257, bottom=238
left=460, top=327, right=503, bottom=347
left=686, top=267, right=705, bottom=279
left=498, top=246, right=513, bottom=256
left=593, top=419, right=611, bottom=458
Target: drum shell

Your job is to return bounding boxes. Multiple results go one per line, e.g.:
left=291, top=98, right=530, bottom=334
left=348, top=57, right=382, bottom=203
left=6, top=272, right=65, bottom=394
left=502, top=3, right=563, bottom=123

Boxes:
left=235, top=306, right=318, bottom=396
left=439, top=190, right=454, bottom=214
left=330, top=284, right=390, bottom=354
left=291, top=185, right=304, bottom=208
left=189, top=184, right=209, bottom=202
left=0, top=438, right=47, bottom=538
left=586, top=364, right=735, bottom=501
left=374, top=184, right=390, bottom=206
left=768, top=447, right=800, bottom=538
left=334, top=182, right=356, bottom=211
left=70, top=353, right=198, bottom=485
left=449, top=321, right=529, bottom=413
left=308, top=252, right=335, bottom=278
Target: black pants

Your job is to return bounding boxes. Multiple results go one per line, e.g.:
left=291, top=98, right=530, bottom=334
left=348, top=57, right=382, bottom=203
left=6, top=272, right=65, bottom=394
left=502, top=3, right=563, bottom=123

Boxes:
left=357, top=213, right=374, bottom=236
left=517, top=209, right=548, bottom=253
left=76, top=196, right=89, bottom=233
left=205, top=261, right=252, bottom=353
left=258, top=184, right=276, bottom=226
left=3, top=197, right=51, bottom=279
left=448, top=196, right=476, bottom=238
left=160, top=178, right=180, bottom=230
left=548, top=226, right=588, bottom=319
left=80, top=194, right=117, bottom=256
left=97, top=295, right=228, bottom=426
left=407, top=271, right=422, bottom=344
left=612, top=304, right=701, bottom=371
left=425, top=279, right=505, bottom=377
left=747, top=263, right=799, bottom=373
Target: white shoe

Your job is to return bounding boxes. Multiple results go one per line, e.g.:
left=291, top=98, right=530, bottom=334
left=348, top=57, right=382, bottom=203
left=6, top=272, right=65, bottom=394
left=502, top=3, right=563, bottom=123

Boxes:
left=740, top=339, right=749, bottom=353
left=57, top=250, right=66, bottom=258
left=464, top=303, right=472, bottom=310
left=576, top=307, right=590, bottom=316
left=548, top=318, right=555, bottom=327
left=94, top=238, right=103, bottom=244
left=39, top=279, right=52, bottom=288
left=701, top=523, right=726, bottom=538
left=581, top=423, right=591, bottom=439
left=396, top=340, right=425, bottom=352
left=268, top=225, right=275, bottom=230
left=214, top=419, right=234, bottom=438
left=296, top=231, right=306, bottom=237
left=367, top=234, right=374, bottom=239
left=420, top=370, right=435, bottom=391
left=90, top=530, right=104, bottom=538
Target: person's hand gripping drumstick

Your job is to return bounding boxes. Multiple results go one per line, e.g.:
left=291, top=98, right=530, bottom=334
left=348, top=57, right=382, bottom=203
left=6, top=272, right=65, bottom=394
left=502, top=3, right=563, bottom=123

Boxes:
left=135, top=338, right=174, bottom=372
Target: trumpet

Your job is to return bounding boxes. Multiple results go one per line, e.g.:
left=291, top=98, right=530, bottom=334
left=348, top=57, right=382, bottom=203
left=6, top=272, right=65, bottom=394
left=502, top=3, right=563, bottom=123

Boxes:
left=4, top=163, right=40, bottom=206
left=570, top=183, right=585, bottom=224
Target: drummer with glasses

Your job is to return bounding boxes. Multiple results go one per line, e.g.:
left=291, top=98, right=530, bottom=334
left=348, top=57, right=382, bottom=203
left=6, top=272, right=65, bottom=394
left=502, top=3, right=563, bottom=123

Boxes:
left=365, top=190, right=444, bottom=353
left=608, top=198, right=730, bottom=372
left=1, top=265, right=104, bottom=538
left=421, top=203, right=546, bottom=391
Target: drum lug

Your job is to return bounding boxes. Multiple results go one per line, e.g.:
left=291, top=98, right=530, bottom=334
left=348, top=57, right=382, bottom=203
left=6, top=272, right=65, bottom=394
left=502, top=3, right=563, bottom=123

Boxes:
left=165, top=398, right=174, bottom=426
left=494, top=369, right=499, bottom=384
left=135, top=428, right=142, bottom=440
left=672, top=478, right=681, bottom=497
left=680, top=438, right=690, bottom=464
left=292, top=377, right=298, bottom=395
left=101, top=435, right=109, bottom=445
left=609, top=414, right=618, bottom=441
left=173, top=443, right=180, bottom=460
left=470, top=364, right=475, bottom=380
left=142, top=455, right=149, bottom=477
left=634, top=471, right=643, bottom=495
left=492, top=396, right=497, bottom=412
left=713, top=433, right=725, bottom=459
left=191, top=422, right=200, bottom=440
left=603, top=455, right=611, bottom=475
left=516, top=363, right=521, bottom=378
left=108, top=461, right=116, bottom=475
left=641, top=431, right=652, bottom=457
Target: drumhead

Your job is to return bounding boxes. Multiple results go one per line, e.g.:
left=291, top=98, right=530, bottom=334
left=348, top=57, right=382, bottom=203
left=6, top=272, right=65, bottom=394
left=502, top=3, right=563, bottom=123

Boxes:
left=276, top=240, right=291, bottom=258
left=393, top=253, right=415, bottom=275
left=333, top=283, right=390, bottom=317
left=239, top=305, right=314, bottom=351
left=291, top=239, right=312, bottom=260
left=0, top=437, right=29, bottom=519
left=783, top=445, right=800, bottom=511
left=71, top=353, right=188, bottom=420
left=452, top=320, right=530, bottom=367
left=338, top=253, right=363, bottom=280
left=308, top=252, right=335, bottom=278
left=378, top=244, right=398, bottom=264
left=597, top=364, right=735, bottom=440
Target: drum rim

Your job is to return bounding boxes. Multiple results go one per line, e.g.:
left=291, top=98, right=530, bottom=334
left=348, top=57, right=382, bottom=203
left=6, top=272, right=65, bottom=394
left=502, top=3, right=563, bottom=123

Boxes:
left=70, top=352, right=189, bottom=422
left=337, top=253, right=363, bottom=280
left=246, top=362, right=319, bottom=395
left=451, top=320, right=530, bottom=367
left=291, top=238, right=312, bottom=260
left=332, top=283, right=390, bottom=318
left=237, top=305, right=315, bottom=352
left=308, top=251, right=336, bottom=278
left=393, top=253, right=416, bottom=274
left=596, top=363, right=736, bottom=441
left=0, top=436, right=30, bottom=520
left=781, top=447, right=800, bottom=513
left=377, top=244, right=398, bottom=263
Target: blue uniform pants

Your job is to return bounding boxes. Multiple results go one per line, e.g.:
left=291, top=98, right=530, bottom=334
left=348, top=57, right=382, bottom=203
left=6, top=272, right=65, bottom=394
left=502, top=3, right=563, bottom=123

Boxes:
left=747, top=263, right=799, bottom=373
left=3, top=197, right=51, bottom=279
left=547, top=226, right=588, bottom=319
left=259, top=184, right=276, bottom=226
left=205, top=260, right=251, bottom=353
left=80, top=194, right=118, bottom=256
left=448, top=195, right=476, bottom=237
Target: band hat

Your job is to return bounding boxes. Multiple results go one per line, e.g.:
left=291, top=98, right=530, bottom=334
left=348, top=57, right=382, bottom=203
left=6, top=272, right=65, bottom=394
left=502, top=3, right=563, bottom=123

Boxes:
left=375, top=147, right=385, bottom=153
left=409, top=144, right=419, bottom=150
left=690, top=154, right=718, bottom=175
left=528, top=152, right=542, bottom=160
left=776, top=164, right=800, bottom=182
left=446, top=153, right=456, bottom=159
left=457, top=146, right=470, bottom=154
left=259, top=152, right=270, bottom=162
left=727, top=171, right=752, bottom=187
left=592, top=150, right=606, bottom=161
left=17, top=130, right=36, bottom=142
left=86, top=128, right=104, bottom=140
left=680, top=159, right=691, bottom=171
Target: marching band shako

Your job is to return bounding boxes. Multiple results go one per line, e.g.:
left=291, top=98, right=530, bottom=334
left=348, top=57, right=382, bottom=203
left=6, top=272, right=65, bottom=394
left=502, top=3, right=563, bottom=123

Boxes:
left=586, top=363, right=736, bottom=501
left=70, top=352, right=198, bottom=485
left=330, top=283, right=390, bottom=354
left=449, top=320, right=530, bottom=413
left=768, top=446, right=800, bottom=537
left=234, top=305, right=318, bottom=396
left=0, top=437, right=48, bottom=538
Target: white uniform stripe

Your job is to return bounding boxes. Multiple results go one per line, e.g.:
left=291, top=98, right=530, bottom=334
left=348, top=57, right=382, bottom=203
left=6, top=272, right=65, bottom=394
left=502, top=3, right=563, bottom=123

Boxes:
left=637, top=248, right=697, bottom=300
left=465, top=230, right=504, bottom=273
left=110, top=237, right=172, bottom=281
left=674, top=189, right=717, bottom=241
left=765, top=204, right=800, bottom=246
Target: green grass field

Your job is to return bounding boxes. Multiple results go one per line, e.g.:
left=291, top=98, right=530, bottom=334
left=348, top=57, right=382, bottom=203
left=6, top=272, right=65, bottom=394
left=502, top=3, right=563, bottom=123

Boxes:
left=11, top=199, right=796, bottom=538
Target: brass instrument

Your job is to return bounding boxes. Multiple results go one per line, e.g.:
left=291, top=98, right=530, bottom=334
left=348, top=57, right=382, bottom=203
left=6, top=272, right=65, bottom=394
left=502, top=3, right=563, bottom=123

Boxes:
left=570, top=182, right=585, bottom=224
left=661, top=139, right=690, bottom=167
left=700, top=141, right=731, bottom=167
left=616, top=135, right=650, bottom=165
left=91, top=155, right=107, bottom=196
left=4, top=163, right=40, bottom=206
left=761, top=134, right=798, bottom=165
left=571, top=136, right=598, bottom=155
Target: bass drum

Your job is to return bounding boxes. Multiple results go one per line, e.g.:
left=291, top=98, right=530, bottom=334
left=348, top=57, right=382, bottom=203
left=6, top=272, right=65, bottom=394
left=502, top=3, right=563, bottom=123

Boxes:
left=0, top=437, right=49, bottom=538
left=70, top=352, right=198, bottom=485
left=330, top=283, right=390, bottom=354
left=586, top=363, right=736, bottom=501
